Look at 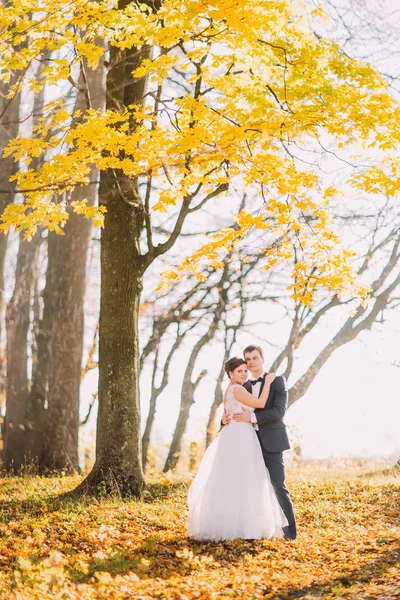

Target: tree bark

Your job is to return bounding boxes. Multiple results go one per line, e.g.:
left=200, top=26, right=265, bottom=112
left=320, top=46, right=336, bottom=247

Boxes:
left=288, top=265, right=400, bottom=406
left=73, top=0, right=228, bottom=495
left=0, top=72, right=22, bottom=414
left=40, top=52, right=106, bottom=472
left=78, top=181, right=146, bottom=493
left=76, top=30, right=151, bottom=494
left=3, top=236, right=41, bottom=472
left=24, top=237, right=54, bottom=464
left=142, top=324, right=190, bottom=468
left=3, top=57, right=49, bottom=471
left=40, top=214, right=92, bottom=472
left=164, top=265, right=230, bottom=472
left=205, top=362, right=225, bottom=448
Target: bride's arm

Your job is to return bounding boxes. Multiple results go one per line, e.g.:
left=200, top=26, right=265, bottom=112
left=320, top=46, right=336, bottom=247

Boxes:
left=221, top=391, right=231, bottom=426
left=232, top=374, right=276, bottom=408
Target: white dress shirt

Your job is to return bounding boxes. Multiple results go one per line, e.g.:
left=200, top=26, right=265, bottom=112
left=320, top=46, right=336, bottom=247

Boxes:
left=250, top=377, right=264, bottom=430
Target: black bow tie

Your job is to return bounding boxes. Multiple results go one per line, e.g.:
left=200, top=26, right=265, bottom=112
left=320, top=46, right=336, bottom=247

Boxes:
left=250, top=376, right=264, bottom=385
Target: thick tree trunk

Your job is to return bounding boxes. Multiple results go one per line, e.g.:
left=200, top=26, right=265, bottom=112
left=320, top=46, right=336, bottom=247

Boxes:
left=38, top=50, right=105, bottom=472
left=6, top=55, right=47, bottom=468
left=3, top=236, right=41, bottom=472
left=40, top=212, right=92, bottom=472
left=78, top=180, right=146, bottom=493
left=76, top=31, right=150, bottom=495
left=24, top=277, right=44, bottom=464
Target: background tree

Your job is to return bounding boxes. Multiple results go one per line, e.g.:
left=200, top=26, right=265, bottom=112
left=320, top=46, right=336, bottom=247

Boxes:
left=40, top=49, right=106, bottom=472
left=3, top=58, right=47, bottom=471
left=140, top=276, right=216, bottom=468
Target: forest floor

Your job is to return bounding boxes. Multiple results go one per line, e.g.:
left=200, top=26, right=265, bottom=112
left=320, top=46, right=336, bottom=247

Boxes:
left=0, top=461, right=399, bottom=599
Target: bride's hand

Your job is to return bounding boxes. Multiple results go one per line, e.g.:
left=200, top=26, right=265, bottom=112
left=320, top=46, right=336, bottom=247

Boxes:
left=265, top=372, right=276, bottom=384
left=222, top=408, right=231, bottom=426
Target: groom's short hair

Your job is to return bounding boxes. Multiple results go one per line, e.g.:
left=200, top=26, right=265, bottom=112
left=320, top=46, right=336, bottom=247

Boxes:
left=243, top=345, right=264, bottom=360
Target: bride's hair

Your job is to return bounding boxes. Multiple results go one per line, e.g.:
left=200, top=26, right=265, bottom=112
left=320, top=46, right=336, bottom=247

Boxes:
left=224, top=357, right=246, bottom=378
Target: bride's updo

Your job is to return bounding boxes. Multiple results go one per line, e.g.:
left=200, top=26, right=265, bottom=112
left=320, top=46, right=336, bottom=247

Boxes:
left=224, top=357, right=246, bottom=378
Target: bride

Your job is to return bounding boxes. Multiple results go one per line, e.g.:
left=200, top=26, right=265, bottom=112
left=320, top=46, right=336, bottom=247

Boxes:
left=187, top=357, right=288, bottom=541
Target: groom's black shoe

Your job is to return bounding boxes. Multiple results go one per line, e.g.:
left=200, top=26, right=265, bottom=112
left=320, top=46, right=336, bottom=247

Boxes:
left=283, top=526, right=296, bottom=540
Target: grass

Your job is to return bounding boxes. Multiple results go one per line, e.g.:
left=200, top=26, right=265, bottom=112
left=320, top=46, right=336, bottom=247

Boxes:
left=0, top=461, right=399, bottom=599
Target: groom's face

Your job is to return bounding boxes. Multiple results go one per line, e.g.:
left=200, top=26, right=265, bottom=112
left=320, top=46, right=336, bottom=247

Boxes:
left=244, top=350, right=263, bottom=374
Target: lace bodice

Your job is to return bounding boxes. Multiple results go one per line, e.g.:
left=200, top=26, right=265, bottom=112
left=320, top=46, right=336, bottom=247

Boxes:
left=224, top=384, right=254, bottom=416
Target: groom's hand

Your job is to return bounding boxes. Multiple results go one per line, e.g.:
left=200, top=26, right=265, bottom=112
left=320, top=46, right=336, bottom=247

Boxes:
left=231, top=408, right=251, bottom=423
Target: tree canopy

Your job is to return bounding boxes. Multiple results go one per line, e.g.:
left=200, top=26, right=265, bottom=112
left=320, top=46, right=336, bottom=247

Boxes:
left=1, top=0, right=400, bottom=304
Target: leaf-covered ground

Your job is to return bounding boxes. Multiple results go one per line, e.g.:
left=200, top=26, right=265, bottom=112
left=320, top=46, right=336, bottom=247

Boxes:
left=0, top=463, right=399, bottom=599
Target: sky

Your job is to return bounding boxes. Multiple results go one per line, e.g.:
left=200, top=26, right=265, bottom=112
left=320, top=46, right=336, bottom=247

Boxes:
left=80, top=285, right=400, bottom=466
left=142, top=309, right=400, bottom=464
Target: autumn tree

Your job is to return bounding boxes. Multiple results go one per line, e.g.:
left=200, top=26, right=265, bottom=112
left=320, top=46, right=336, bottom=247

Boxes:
left=278, top=201, right=400, bottom=407
left=163, top=251, right=269, bottom=470
left=3, top=65, right=46, bottom=471
left=2, top=45, right=106, bottom=472
left=39, top=50, right=106, bottom=473
left=1, top=0, right=400, bottom=494
left=140, top=274, right=217, bottom=469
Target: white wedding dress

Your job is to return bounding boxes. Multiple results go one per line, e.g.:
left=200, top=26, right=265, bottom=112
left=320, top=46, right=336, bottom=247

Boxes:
left=187, top=384, right=288, bottom=540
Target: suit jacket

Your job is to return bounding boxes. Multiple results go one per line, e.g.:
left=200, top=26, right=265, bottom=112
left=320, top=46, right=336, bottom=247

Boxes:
left=243, top=374, right=290, bottom=453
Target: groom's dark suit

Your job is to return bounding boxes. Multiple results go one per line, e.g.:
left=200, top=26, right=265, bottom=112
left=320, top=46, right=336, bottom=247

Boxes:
left=243, top=374, right=297, bottom=540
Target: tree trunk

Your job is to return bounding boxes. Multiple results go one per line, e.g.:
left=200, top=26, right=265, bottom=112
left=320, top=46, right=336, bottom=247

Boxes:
left=76, top=32, right=151, bottom=495
left=163, top=335, right=208, bottom=472
left=3, top=236, right=41, bottom=472
left=164, top=264, right=230, bottom=472
left=205, top=362, right=225, bottom=448
left=142, top=325, right=187, bottom=468
left=0, top=72, right=22, bottom=412
left=40, top=214, right=91, bottom=472
left=141, top=396, right=157, bottom=471
left=24, top=237, right=54, bottom=464
left=0, top=74, right=20, bottom=305
left=40, top=51, right=106, bottom=472
left=3, top=50, right=52, bottom=471
left=77, top=179, right=145, bottom=493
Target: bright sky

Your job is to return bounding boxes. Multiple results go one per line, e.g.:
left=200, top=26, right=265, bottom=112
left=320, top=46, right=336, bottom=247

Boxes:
left=139, top=310, right=400, bottom=464
left=79, top=294, right=400, bottom=465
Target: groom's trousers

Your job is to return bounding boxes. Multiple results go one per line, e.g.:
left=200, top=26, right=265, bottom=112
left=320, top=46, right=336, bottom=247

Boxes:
left=260, top=447, right=297, bottom=539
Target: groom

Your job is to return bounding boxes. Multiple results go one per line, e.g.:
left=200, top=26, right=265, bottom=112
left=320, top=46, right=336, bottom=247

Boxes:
left=225, top=344, right=297, bottom=540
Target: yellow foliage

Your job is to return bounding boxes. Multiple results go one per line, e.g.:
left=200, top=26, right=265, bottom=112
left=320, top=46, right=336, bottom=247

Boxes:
left=1, top=0, right=400, bottom=303
left=0, top=466, right=398, bottom=598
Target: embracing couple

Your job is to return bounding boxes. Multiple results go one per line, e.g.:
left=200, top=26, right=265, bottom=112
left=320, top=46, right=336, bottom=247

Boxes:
left=187, top=345, right=297, bottom=541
